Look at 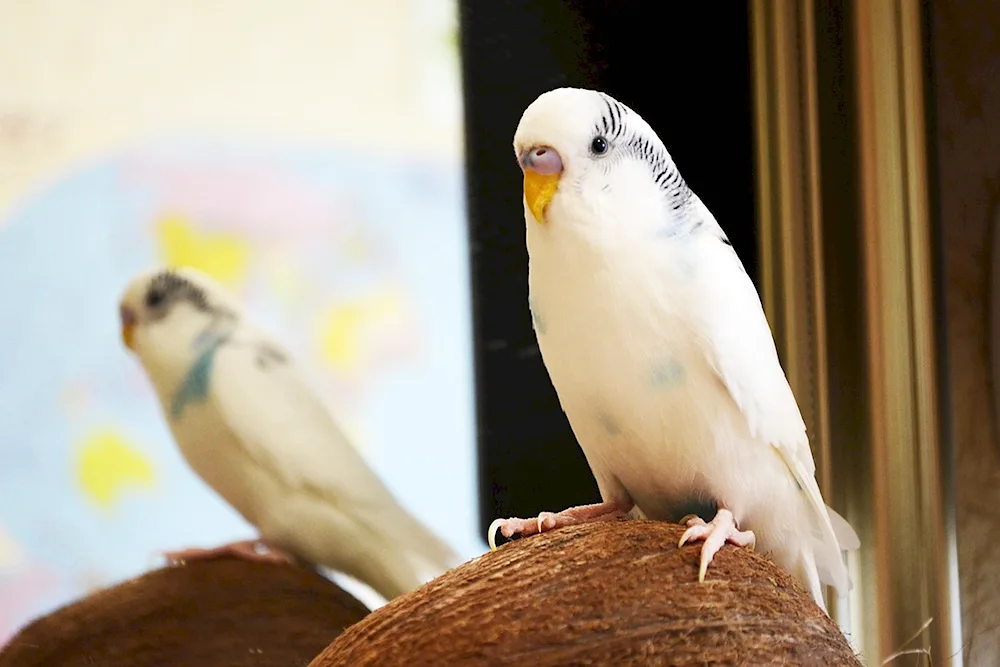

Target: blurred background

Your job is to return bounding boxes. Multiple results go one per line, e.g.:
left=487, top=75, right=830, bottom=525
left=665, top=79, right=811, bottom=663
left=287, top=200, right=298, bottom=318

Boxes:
left=0, top=0, right=477, bottom=628
left=4, top=0, right=1000, bottom=665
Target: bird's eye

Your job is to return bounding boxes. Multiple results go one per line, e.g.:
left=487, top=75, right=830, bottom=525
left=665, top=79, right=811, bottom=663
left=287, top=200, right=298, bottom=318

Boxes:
left=145, top=288, right=165, bottom=308
left=590, top=136, right=609, bottom=156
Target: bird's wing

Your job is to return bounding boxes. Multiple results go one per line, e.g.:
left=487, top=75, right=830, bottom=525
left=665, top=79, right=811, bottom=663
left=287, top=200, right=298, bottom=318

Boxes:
left=692, top=227, right=859, bottom=592
left=208, top=335, right=460, bottom=572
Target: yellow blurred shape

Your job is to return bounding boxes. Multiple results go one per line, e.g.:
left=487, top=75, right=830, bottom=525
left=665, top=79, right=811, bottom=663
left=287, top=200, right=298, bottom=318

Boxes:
left=155, top=214, right=250, bottom=287
left=77, top=429, right=156, bottom=511
left=318, top=293, right=401, bottom=372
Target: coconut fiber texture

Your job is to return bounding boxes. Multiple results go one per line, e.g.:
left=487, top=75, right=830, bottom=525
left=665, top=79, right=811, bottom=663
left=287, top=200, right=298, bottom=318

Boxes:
left=312, top=519, right=862, bottom=667
left=0, top=558, right=369, bottom=667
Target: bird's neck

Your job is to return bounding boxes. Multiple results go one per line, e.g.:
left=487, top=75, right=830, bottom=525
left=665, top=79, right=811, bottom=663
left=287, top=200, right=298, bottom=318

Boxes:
left=137, top=324, right=233, bottom=407
left=138, top=348, right=193, bottom=396
left=526, top=212, right=621, bottom=268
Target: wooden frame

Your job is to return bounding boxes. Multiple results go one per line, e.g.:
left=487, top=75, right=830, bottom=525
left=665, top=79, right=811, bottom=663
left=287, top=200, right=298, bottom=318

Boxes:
left=750, top=0, right=962, bottom=662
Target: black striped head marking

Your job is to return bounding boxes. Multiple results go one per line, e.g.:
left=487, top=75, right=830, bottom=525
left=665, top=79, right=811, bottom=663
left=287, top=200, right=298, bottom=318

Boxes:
left=143, top=270, right=213, bottom=319
left=591, top=92, right=694, bottom=213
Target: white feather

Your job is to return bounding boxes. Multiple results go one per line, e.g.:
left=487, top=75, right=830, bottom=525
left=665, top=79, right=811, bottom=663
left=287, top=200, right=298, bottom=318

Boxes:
left=121, top=268, right=460, bottom=601
left=694, top=232, right=856, bottom=596
left=515, top=87, right=860, bottom=611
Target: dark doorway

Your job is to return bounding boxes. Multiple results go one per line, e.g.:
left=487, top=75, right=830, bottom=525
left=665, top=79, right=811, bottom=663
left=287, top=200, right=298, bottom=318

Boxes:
left=458, top=0, right=758, bottom=537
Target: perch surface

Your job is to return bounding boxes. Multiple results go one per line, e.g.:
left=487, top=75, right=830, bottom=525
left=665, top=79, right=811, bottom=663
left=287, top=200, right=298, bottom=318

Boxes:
left=0, top=557, right=369, bottom=667
left=312, top=519, right=862, bottom=667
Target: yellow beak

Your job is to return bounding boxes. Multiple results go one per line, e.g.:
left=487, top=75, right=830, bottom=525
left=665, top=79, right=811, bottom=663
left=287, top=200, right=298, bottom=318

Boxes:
left=520, top=145, right=563, bottom=224
left=524, top=171, right=560, bottom=225
left=120, top=305, right=137, bottom=351
left=122, top=321, right=136, bottom=351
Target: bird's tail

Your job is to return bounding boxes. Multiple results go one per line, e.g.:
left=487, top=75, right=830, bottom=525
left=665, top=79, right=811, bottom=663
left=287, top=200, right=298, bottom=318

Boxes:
left=826, top=505, right=861, bottom=552
left=350, top=513, right=460, bottom=601
left=348, top=543, right=428, bottom=601
left=799, top=502, right=858, bottom=608
left=791, top=546, right=828, bottom=612
left=341, top=492, right=462, bottom=599
left=777, top=450, right=859, bottom=599
left=812, top=504, right=860, bottom=592
left=269, top=494, right=455, bottom=602
left=387, top=506, right=463, bottom=579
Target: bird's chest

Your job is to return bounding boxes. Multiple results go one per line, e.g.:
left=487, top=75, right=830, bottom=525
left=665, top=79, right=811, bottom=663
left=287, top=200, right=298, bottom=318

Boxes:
left=527, top=251, right=747, bottom=517
left=164, top=399, right=270, bottom=526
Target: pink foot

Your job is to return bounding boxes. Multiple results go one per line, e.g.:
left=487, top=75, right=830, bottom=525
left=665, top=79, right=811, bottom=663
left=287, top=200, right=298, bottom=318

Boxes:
left=161, top=539, right=296, bottom=566
left=488, top=500, right=630, bottom=551
left=677, top=509, right=756, bottom=582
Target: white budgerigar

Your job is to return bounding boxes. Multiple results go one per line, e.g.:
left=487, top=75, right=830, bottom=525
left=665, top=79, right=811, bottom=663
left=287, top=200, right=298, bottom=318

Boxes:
left=119, top=267, right=460, bottom=601
left=488, top=88, right=860, bottom=612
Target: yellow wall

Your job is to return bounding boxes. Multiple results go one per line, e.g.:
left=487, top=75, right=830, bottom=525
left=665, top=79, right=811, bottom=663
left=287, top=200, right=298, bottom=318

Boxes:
left=0, top=0, right=463, bottom=223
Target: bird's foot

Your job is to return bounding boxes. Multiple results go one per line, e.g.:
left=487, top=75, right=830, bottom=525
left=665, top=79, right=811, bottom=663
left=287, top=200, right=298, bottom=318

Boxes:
left=677, top=509, right=756, bottom=583
left=488, top=500, right=628, bottom=551
left=161, top=539, right=296, bottom=566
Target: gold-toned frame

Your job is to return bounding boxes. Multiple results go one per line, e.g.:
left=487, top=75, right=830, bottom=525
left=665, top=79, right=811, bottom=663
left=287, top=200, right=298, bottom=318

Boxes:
left=750, top=0, right=962, bottom=663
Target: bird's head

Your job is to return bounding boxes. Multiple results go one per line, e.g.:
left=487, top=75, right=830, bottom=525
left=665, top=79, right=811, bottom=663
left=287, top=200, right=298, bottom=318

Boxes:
left=513, top=88, right=690, bottom=232
left=118, top=267, right=238, bottom=372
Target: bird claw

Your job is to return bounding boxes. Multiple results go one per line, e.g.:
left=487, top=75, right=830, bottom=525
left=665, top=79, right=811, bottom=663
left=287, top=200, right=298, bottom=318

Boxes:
left=537, top=511, right=557, bottom=533
left=488, top=516, right=546, bottom=552
left=677, top=509, right=756, bottom=583
left=488, top=518, right=505, bottom=552
left=677, top=516, right=709, bottom=548
left=488, top=501, right=629, bottom=552
left=161, top=539, right=296, bottom=566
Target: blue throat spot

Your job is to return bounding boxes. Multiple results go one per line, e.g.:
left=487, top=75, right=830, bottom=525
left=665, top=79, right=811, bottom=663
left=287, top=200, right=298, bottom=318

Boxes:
left=170, top=338, right=226, bottom=421
left=598, top=413, right=621, bottom=435
left=528, top=297, right=546, bottom=335
left=678, top=258, right=697, bottom=280
left=192, top=330, right=217, bottom=350
left=650, top=359, right=686, bottom=388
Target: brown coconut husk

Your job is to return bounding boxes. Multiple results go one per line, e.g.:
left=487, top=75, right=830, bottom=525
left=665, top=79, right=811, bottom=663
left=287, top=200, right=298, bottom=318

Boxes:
left=311, top=519, right=862, bottom=666
left=0, top=558, right=369, bottom=667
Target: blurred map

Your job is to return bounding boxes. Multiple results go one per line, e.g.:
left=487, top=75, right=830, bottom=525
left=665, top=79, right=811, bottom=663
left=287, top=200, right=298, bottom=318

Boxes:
left=0, top=137, right=479, bottom=642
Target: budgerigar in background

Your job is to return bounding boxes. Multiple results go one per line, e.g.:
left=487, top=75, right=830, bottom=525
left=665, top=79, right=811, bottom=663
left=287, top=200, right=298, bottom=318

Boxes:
left=119, top=267, right=460, bottom=601
left=488, top=88, right=860, bottom=612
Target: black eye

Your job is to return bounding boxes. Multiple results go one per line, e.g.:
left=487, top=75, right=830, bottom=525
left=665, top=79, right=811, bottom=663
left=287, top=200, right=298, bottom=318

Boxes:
left=590, top=136, right=609, bottom=155
left=145, top=288, right=165, bottom=308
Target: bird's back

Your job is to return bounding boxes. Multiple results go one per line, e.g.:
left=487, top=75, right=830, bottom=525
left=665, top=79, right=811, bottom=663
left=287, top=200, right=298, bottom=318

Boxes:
left=160, top=331, right=460, bottom=595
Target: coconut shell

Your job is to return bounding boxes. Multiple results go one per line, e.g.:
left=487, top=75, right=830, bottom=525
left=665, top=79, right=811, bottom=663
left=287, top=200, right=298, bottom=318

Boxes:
left=311, top=519, right=862, bottom=666
left=0, top=558, right=369, bottom=667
